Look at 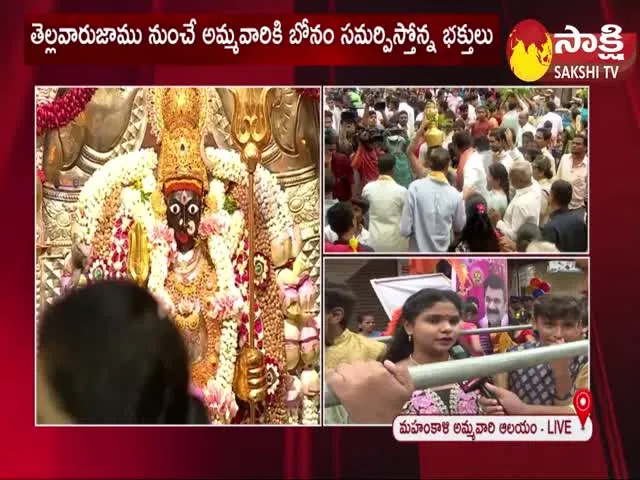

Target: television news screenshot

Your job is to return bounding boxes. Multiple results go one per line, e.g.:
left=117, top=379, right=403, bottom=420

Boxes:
left=15, top=1, right=636, bottom=479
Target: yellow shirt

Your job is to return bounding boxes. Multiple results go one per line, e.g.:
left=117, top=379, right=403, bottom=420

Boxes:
left=566, top=363, right=590, bottom=411
left=325, top=329, right=387, bottom=373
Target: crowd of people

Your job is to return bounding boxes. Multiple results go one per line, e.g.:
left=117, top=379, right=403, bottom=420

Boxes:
left=324, top=264, right=589, bottom=424
left=324, top=87, right=588, bottom=253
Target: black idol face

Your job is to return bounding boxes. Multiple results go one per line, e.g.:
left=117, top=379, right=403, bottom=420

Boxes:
left=165, top=189, right=202, bottom=253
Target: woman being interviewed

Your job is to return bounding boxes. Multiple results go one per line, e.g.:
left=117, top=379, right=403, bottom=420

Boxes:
left=385, top=288, right=481, bottom=415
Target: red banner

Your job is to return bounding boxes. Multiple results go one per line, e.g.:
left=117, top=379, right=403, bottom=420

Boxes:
left=25, top=14, right=501, bottom=65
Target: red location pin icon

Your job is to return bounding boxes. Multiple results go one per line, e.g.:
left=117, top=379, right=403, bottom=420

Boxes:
left=573, top=389, right=593, bottom=429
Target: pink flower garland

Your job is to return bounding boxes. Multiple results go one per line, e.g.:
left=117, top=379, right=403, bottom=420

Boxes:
left=36, top=88, right=97, bottom=136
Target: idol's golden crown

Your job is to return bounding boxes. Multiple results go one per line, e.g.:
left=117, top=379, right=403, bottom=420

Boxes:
left=160, top=88, right=206, bottom=131
left=156, top=88, right=208, bottom=194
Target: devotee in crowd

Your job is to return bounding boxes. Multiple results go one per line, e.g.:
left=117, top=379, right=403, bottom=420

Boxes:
left=517, top=111, right=537, bottom=148
left=357, top=313, right=383, bottom=338
left=325, top=128, right=353, bottom=202
left=400, top=147, right=466, bottom=253
left=324, top=175, right=337, bottom=224
left=493, top=295, right=587, bottom=406
left=556, top=133, right=588, bottom=213
left=542, top=180, right=588, bottom=252
left=325, top=201, right=373, bottom=253
left=323, top=87, right=588, bottom=254
left=491, top=160, right=541, bottom=241
left=532, top=155, right=554, bottom=225
left=535, top=128, right=557, bottom=176
left=325, top=282, right=387, bottom=372
left=486, top=162, right=510, bottom=217
left=37, top=281, right=209, bottom=424
left=361, top=153, right=409, bottom=252
left=450, top=194, right=499, bottom=253
left=488, top=128, right=513, bottom=172
left=453, top=131, right=488, bottom=199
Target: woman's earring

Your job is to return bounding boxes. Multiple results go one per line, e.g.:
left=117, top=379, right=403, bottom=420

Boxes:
left=408, top=333, right=413, bottom=343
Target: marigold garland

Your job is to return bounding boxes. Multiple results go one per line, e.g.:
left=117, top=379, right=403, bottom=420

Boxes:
left=36, top=88, right=97, bottom=136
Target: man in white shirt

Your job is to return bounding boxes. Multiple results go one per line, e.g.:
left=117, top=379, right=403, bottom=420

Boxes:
left=489, top=128, right=513, bottom=172
left=534, top=128, right=557, bottom=176
left=517, top=111, right=537, bottom=147
left=466, top=93, right=478, bottom=122
left=453, top=131, right=488, bottom=199
left=361, top=154, right=409, bottom=252
left=539, top=101, right=563, bottom=140
left=398, top=93, right=415, bottom=137
left=491, top=160, right=541, bottom=240
left=501, top=99, right=521, bottom=142
left=447, top=88, right=463, bottom=113
left=555, top=133, right=588, bottom=211
left=400, top=147, right=466, bottom=252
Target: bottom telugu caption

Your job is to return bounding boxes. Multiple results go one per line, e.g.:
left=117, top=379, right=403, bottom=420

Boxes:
left=393, top=416, right=592, bottom=442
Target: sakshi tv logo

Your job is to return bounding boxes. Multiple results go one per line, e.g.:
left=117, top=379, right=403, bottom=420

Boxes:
left=506, top=19, right=637, bottom=82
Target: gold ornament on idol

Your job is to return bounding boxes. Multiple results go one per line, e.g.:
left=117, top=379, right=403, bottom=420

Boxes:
left=155, top=87, right=209, bottom=195
left=127, top=220, right=150, bottom=287
left=229, top=88, right=273, bottom=418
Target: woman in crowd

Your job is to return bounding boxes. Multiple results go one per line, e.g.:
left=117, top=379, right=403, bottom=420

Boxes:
left=450, top=194, right=500, bottom=252
left=385, top=288, right=480, bottom=415
left=532, top=155, right=553, bottom=225
left=486, top=163, right=510, bottom=218
left=37, top=280, right=209, bottom=424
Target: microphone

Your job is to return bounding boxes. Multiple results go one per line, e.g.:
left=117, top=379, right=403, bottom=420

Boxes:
left=449, top=342, right=497, bottom=400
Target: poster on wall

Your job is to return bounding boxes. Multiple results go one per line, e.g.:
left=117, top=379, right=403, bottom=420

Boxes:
left=453, top=259, right=508, bottom=320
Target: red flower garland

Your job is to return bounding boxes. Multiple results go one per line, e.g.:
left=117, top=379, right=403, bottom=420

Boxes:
left=36, top=88, right=97, bottom=136
left=296, top=88, right=320, bottom=101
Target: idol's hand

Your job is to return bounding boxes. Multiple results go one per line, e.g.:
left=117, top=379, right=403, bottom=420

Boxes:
left=234, top=346, right=267, bottom=404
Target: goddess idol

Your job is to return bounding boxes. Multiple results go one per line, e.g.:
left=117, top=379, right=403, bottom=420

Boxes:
left=38, top=87, right=320, bottom=424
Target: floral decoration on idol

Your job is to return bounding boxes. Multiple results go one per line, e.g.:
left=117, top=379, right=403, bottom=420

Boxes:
left=205, top=148, right=293, bottom=242
left=203, top=378, right=240, bottom=424
left=265, top=356, right=281, bottom=402
left=74, top=146, right=249, bottom=423
left=253, top=253, right=269, bottom=289
left=36, top=88, right=97, bottom=136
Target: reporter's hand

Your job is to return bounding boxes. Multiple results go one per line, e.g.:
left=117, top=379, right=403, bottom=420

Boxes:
left=327, top=360, right=414, bottom=424
left=480, top=383, right=528, bottom=415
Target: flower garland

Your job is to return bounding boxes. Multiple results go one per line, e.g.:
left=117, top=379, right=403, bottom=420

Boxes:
left=75, top=148, right=158, bottom=249
left=205, top=147, right=293, bottom=242
left=302, top=396, right=320, bottom=425
left=36, top=88, right=97, bottom=136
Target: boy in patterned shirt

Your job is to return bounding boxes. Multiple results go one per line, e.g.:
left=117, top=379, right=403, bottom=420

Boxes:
left=494, top=295, right=587, bottom=406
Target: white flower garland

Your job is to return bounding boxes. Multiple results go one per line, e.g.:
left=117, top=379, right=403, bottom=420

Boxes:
left=302, top=396, right=320, bottom=425
left=205, top=147, right=293, bottom=242
left=75, top=148, right=158, bottom=249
